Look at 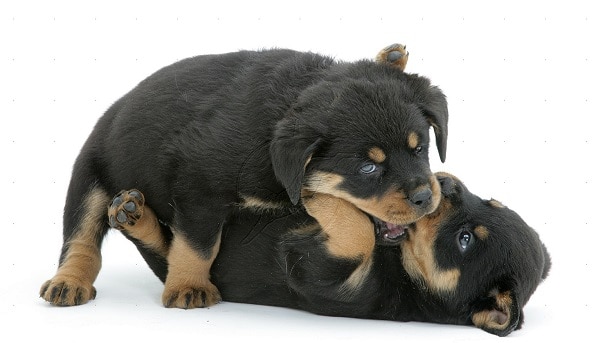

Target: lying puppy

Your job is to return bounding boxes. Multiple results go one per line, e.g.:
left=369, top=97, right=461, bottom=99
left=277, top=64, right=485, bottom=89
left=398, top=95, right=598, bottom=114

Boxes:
left=40, top=43, right=449, bottom=308
left=103, top=172, right=550, bottom=337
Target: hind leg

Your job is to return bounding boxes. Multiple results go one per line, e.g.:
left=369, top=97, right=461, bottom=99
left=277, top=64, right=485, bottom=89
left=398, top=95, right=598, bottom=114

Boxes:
left=40, top=185, right=110, bottom=306
left=108, top=189, right=171, bottom=282
left=108, top=189, right=222, bottom=308
left=108, top=189, right=170, bottom=258
left=161, top=208, right=223, bottom=309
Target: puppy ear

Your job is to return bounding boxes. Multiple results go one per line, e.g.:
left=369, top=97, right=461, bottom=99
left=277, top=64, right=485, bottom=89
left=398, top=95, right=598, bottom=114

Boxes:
left=470, top=286, right=522, bottom=337
left=270, top=116, right=322, bottom=205
left=419, top=86, right=449, bottom=162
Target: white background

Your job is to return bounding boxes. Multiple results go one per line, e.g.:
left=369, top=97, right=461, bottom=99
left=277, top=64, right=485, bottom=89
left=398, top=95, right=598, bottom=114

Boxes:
left=1, top=1, right=598, bottom=341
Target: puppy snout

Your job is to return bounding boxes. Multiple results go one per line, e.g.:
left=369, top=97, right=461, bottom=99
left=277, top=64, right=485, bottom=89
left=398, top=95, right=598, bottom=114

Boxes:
left=409, top=188, right=432, bottom=208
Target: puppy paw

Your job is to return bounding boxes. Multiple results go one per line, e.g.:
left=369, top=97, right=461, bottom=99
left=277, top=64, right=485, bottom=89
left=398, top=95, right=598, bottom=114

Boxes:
left=162, top=282, right=222, bottom=309
left=40, top=277, right=96, bottom=306
left=108, top=189, right=144, bottom=229
left=375, top=43, right=409, bottom=71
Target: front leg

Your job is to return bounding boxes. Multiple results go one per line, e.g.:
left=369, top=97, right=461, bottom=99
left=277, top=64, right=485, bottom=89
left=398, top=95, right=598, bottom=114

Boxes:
left=302, top=192, right=375, bottom=261
left=162, top=208, right=224, bottom=309
left=283, top=193, right=376, bottom=299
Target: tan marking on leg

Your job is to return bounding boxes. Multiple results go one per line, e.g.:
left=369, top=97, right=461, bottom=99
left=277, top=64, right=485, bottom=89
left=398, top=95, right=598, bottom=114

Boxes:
left=339, top=256, right=373, bottom=298
left=162, top=232, right=222, bottom=308
left=305, top=172, right=441, bottom=225
left=401, top=196, right=460, bottom=293
left=375, top=43, right=409, bottom=71
left=239, top=195, right=287, bottom=212
left=488, top=199, right=506, bottom=208
left=108, top=189, right=170, bottom=257
left=40, top=187, right=109, bottom=306
left=407, top=131, right=419, bottom=149
left=474, top=225, right=490, bottom=240
left=121, top=205, right=170, bottom=257
left=302, top=192, right=375, bottom=296
left=302, top=192, right=375, bottom=260
left=368, top=147, right=386, bottom=163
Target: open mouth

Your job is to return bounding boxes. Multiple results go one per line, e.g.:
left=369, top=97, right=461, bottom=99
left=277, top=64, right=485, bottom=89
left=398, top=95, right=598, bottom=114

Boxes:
left=370, top=216, right=409, bottom=245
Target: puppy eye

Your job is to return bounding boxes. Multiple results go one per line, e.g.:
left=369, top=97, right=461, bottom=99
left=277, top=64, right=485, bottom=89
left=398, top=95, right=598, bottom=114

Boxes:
left=359, top=163, right=378, bottom=174
left=414, top=146, right=423, bottom=155
left=458, top=230, right=473, bottom=251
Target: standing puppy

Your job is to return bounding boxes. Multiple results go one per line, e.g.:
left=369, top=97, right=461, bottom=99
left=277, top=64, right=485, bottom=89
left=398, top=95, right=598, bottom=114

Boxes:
left=40, top=44, right=448, bottom=308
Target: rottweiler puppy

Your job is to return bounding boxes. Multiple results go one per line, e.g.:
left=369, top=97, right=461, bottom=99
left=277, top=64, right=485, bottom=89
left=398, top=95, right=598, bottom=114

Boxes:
left=40, top=44, right=447, bottom=308
left=102, top=172, right=551, bottom=337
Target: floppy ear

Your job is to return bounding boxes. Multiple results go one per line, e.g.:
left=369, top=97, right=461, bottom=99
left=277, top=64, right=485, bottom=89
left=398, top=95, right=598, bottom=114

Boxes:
left=470, top=287, right=522, bottom=337
left=419, top=86, right=449, bottom=162
left=270, top=116, right=322, bottom=205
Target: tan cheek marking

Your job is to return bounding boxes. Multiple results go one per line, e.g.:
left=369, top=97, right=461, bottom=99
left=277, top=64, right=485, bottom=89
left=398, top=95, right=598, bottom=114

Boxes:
left=305, top=172, right=441, bottom=225
left=401, top=198, right=460, bottom=293
left=368, top=147, right=386, bottom=163
left=302, top=192, right=375, bottom=260
left=408, top=131, right=419, bottom=149
left=488, top=199, right=506, bottom=208
left=119, top=204, right=170, bottom=257
left=474, top=225, right=490, bottom=240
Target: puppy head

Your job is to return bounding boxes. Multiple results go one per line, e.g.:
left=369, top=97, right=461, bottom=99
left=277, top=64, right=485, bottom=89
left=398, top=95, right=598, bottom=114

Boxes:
left=270, top=67, right=448, bottom=229
left=397, top=172, right=551, bottom=336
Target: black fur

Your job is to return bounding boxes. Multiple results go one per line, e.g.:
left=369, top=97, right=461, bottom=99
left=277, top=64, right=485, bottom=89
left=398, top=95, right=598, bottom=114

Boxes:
left=42, top=47, right=450, bottom=309
left=63, top=48, right=447, bottom=263
left=128, top=174, right=550, bottom=337
left=227, top=176, right=548, bottom=336
left=78, top=50, right=447, bottom=222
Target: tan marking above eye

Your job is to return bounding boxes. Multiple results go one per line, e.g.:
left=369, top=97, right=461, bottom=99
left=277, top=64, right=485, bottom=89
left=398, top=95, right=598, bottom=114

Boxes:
left=408, top=131, right=419, bottom=149
left=368, top=147, right=386, bottom=163
left=474, top=225, right=490, bottom=240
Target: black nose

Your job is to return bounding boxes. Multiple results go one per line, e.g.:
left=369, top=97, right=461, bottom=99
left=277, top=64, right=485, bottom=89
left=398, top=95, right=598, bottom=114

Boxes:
left=409, top=188, right=432, bottom=208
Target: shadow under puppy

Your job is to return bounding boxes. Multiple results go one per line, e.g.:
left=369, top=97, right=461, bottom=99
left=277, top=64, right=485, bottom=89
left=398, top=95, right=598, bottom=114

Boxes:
left=40, top=44, right=448, bottom=308
left=104, top=172, right=551, bottom=337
